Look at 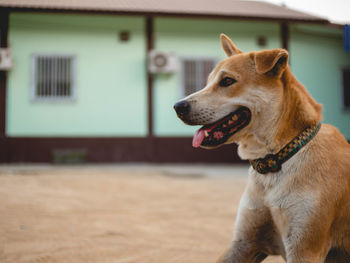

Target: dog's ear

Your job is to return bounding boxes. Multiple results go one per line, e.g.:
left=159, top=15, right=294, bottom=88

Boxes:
left=254, top=49, right=289, bottom=77
left=220, top=33, right=242, bottom=57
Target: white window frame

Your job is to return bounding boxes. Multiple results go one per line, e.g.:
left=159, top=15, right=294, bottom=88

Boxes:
left=179, top=56, right=218, bottom=98
left=31, top=53, right=77, bottom=102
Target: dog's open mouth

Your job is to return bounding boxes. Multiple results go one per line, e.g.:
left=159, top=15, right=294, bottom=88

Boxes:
left=192, top=107, right=251, bottom=148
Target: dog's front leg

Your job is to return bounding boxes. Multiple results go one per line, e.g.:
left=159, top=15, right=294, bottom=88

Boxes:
left=282, top=226, right=330, bottom=263
left=217, top=189, right=276, bottom=263
left=216, top=239, right=268, bottom=263
left=276, top=196, right=332, bottom=263
left=283, top=236, right=329, bottom=263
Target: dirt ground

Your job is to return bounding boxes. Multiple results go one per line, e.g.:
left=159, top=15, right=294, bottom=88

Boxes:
left=0, top=165, right=284, bottom=263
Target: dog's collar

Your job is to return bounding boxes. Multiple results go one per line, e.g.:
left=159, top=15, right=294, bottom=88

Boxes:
left=249, top=123, right=321, bottom=174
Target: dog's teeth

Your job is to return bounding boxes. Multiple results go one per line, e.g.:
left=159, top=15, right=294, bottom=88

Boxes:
left=204, top=131, right=209, bottom=137
left=232, top=115, right=238, bottom=121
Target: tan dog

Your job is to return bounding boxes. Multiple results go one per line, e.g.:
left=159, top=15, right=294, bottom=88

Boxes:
left=174, top=34, right=350, bottom=263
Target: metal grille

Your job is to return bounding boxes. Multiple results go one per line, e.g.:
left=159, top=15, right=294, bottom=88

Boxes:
left=32, top=55, right=75, bottom=100
left=182, top=58, right=216, bottom=96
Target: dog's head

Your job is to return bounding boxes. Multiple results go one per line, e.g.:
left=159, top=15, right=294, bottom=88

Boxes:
left=174, top=34, right=290, bottom=150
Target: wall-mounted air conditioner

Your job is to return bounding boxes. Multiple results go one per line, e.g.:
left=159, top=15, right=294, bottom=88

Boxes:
left=0, top=48, right=13, bottom=71
left=148, top=50, right=179, bottom=73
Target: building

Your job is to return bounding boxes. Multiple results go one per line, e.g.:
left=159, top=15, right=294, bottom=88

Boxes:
left=0, top=0, right=349, bottom=163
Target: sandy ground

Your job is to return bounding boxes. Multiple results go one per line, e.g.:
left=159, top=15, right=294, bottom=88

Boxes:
left=0, top=164, right=284, bottom=263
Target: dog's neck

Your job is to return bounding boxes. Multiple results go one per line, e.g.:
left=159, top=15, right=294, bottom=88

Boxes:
left=237, top=67, right=322, bottom=160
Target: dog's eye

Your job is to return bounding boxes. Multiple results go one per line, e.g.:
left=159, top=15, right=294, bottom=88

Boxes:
left=219, top=77, right=236, bottom=87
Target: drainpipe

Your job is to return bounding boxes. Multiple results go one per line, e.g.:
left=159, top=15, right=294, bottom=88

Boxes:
left=146, top=16, right=154, bottom=138
left=281, top=22, right=289, bottom=51
left=0, top=8, right=9, bottom=163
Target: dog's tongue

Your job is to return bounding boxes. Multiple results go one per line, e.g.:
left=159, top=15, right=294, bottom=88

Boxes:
left=192, top=128, right=208, bottom=148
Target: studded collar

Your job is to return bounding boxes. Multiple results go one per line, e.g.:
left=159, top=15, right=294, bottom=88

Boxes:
left=249, top=123, right=321, bottom=174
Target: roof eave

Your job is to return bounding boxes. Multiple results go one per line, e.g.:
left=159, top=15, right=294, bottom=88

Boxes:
left=0, top=6, right=329, bottom=24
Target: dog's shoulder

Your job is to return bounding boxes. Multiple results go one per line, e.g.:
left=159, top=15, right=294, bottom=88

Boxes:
left=310, top=124, right=350, bottom=171
left=318, top=123, right=350, bottom=148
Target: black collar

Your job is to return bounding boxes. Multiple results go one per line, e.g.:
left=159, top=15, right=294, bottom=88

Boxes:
left=249, top=123, right=321, bottom=174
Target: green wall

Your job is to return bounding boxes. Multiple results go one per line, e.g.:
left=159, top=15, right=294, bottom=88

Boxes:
left=290, top=24, right=350, bottom=139
left=6, top=14, right=350, bottom=139
left=153, top=18, right=281, bottom=136
left=7, top=13, right=147, bottom=137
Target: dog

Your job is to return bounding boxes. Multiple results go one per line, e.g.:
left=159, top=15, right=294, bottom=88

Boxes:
left=174, top=34, right=350, bottom=263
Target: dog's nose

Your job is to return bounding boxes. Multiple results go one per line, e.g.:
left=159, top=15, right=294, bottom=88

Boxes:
left=174, top=100, right=191, bottom=116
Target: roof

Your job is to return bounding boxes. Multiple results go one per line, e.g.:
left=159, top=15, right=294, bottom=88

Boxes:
left=0, top=0, right=328, bottom=23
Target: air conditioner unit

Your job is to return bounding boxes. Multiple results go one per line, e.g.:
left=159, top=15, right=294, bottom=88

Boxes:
left=148, top=50, right=179, bottom=73
left=0, top=48, right=13, bottom=71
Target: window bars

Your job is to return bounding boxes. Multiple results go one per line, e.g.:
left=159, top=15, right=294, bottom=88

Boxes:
left=182, top=58, right=216, bottom=97
left=32, top=54, right=76, bottom=101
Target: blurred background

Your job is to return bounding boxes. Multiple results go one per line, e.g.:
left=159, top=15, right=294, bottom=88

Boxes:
left=0, top=0, right=349, bottom=164
left=0, top=1, right=349, bottom=262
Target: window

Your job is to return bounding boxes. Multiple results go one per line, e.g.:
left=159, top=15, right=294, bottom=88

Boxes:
left=181, top=58, right=217, bottom=97
left=32, top=54, right=76, bottom=101
left=342, top=67, right=350, bottom=110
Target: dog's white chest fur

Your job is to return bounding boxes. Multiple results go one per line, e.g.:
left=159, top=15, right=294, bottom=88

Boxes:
left=246, top=162, right=320, bottom=251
